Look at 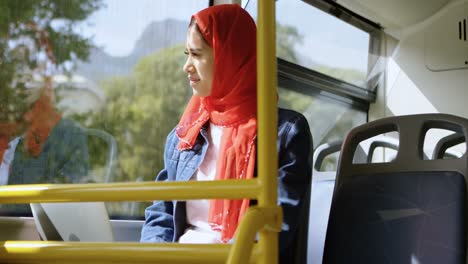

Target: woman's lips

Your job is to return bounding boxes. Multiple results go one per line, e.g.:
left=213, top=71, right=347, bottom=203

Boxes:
left=189, top=76, right=200, bottom=83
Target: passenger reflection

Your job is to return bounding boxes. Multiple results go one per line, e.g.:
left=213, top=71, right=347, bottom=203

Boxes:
left=0, top=87, right=89, bottom=186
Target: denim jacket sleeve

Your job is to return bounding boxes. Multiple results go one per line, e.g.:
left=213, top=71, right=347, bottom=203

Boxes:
left=276, top=109, right=313, bottom=255
left=140, top=129, right=178, bottom=243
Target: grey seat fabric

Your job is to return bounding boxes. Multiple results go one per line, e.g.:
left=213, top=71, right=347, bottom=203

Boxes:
left=323, top=114, right=468, bottom=264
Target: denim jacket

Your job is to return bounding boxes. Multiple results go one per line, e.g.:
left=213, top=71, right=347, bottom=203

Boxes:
left=141, top=108, right=312, bottom=260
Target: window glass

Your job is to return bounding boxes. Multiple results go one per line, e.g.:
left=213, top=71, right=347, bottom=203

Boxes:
left=280, top=87, right=366, bottom=171
left=244, top=0, right=372, bottom=88
left=278, top=87, right=366, bottom=149
left=242, top=0, right=369, bottom=174
left=0, top=0, right=208, bottom=218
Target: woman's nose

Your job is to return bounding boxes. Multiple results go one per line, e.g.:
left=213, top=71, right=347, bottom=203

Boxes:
left=183, top=58, right=194, bottom=73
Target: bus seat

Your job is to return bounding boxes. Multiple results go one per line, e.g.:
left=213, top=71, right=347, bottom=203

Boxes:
left=366, top=135, right=399, bottom=163
left=85, top=128, right=118, bottom=183
left=307, top=141, right=341, bottom=264
left=432, top=132, right=465, bottom=159
left=307, top=140, right=366, bottom=264
left=363, top=135, right=430, bottom=163
left=323, top=114, right=468, bottom=264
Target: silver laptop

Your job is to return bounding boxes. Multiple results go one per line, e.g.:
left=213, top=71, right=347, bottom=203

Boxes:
left=30, top=202, right=114, bottom=241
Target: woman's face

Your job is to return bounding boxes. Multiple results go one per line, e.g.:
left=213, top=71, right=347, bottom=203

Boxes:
left=183, top=25, right=214, bottom=97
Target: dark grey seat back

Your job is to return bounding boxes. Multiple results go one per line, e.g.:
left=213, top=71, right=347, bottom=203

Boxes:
left=323, top=114, right=468, bottom=264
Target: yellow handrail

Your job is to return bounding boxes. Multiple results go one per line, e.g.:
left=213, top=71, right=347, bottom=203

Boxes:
left=0, top=180, right=260, bottom=203
left=227, top=207, right=282, bottom=264
left=1, top=242, right=236, bottom=264
left=256, top=1, right=278, bottom=263
left=0, top=1, right=278, bottom=263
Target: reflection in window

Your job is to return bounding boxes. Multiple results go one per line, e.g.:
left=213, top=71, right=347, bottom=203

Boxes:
left=279, top=86, right=366, bottom=149
left=279, top=86, right=366, bottom=170
left=1, top=0, right=208, bottom=218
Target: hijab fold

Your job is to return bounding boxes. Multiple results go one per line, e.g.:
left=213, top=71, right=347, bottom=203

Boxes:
left=175, top=4, right=257, bottom=242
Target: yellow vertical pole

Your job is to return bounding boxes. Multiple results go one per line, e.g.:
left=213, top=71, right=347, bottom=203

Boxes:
left=257, top=1, right=278, bottom=264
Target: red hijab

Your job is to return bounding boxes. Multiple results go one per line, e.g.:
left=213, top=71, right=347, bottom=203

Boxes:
left=0, top=88, right=61, bottom=161
left=175, top=4, right=257, bottom=242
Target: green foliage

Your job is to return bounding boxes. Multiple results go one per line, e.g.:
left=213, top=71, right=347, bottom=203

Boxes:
left=80, top=45, right=190, bottom=184
left=276, top=22, right=303, bottom=63
left=278, top=87, right=311, bottom=112
left=0, top=0, right=102, bottom=122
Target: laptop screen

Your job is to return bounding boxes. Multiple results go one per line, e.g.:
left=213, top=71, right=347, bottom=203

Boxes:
left=30, top=202, right=114, bottom=242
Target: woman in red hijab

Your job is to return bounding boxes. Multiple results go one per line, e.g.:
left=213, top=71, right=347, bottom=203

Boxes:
left=141, top=4, right=312, bottom=262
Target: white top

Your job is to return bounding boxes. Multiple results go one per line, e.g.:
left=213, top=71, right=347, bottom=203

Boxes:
left=179, top=123, right=223, bottom=244
left=0, top=137, right=21, bottom=185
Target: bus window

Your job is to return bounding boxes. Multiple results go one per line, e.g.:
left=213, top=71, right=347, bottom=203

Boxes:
left=243, top=0, right=380, bottom=172
left=243, top=0, right=383, bottom=91
left=278, top=85, right=366, bottom=149
left=1, top=0, right=209, bottom=220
